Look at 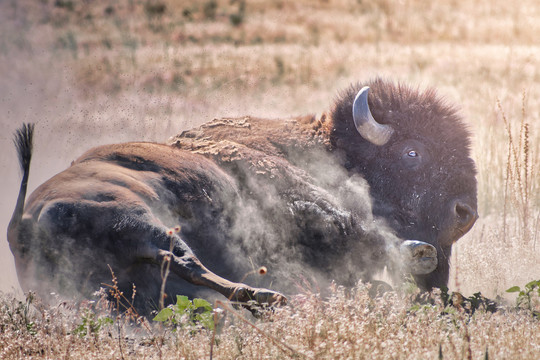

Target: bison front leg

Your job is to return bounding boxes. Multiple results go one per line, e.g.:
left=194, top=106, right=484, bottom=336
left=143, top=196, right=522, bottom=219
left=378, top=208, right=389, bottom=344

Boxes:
left=158, top=247, right=287, bottom=308
left=138, top=228, right=287, bottom=308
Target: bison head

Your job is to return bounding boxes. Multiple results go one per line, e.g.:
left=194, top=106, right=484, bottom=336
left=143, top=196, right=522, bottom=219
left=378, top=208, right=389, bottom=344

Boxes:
left=329, top=79, right=478, bottom=290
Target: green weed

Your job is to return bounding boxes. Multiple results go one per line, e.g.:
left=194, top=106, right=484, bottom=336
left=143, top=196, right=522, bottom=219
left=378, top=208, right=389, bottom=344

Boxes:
left=507, top=280, right=540, bottom=317
left=153, top=295, right=215, bottom=331
left=73, top=309, right=114, bottom=338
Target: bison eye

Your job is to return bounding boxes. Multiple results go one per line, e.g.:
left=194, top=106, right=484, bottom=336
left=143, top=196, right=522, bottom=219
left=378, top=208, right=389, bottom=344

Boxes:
left=400, top=147, right=423, bottom=169
left=397, top=141, right=426, bottom=169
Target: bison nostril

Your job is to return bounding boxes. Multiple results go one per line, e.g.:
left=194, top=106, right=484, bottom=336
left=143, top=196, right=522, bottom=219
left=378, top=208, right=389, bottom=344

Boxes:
left=454, top=201, right=478, bottom=234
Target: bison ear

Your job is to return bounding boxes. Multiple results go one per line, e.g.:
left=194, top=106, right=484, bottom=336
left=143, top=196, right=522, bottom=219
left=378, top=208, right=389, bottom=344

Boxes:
left=352, top=86, right=394, bottom=146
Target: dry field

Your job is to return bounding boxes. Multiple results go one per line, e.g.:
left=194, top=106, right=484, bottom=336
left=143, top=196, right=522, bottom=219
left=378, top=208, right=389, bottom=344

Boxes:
left=0, top=0, right=539, bottom=358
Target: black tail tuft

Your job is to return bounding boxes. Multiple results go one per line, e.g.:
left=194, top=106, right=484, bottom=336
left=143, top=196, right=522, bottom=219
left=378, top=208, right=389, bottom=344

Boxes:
left=13, top=123, right=35, bottom=174
left=8, top=123, right=35, bottom=241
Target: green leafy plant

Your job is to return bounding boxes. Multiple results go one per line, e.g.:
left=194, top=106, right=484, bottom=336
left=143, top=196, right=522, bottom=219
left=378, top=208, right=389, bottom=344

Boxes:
left=73, top=309, right=114, bottom=337
left=507, top=280, right=540, bottom=317
left=153, top=295, right=215, bottom=330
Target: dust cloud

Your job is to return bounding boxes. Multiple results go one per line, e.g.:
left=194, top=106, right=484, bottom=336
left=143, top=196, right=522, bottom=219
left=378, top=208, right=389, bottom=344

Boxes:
left=182, top=140, right=407, bottom=297
left=0, top=63, right=402, bottom=301
left=0, top=9, right=181, bottom=294
left=0, top=67, right=195, bottom=293
left=0, top=2, right=402, bottom=299
left=0, top=11, right=317, bottom=296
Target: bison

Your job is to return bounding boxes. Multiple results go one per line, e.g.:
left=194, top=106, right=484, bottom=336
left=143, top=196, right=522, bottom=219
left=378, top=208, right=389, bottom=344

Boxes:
left=8, top=79, right=477, bottom=315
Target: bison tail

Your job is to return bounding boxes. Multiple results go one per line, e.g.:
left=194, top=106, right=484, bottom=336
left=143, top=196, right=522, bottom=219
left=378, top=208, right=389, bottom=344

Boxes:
left=8, top=123, right=35, bottom=242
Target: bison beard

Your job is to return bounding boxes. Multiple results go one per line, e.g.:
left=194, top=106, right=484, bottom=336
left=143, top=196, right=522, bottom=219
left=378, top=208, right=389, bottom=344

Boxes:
left=8, top=79, right=477, bottom=315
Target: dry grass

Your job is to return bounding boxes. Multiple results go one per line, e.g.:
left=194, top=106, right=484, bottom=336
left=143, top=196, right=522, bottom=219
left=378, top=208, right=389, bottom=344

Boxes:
left=0, top=0, right=539, bottom=358
left=0, top=284, right=539, bottom=359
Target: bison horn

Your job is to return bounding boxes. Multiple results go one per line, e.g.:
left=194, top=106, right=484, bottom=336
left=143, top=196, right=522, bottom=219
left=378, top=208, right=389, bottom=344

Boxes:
left=352, top=86, right=394, bottom=146
left=399, top=240, right=438, bottom=275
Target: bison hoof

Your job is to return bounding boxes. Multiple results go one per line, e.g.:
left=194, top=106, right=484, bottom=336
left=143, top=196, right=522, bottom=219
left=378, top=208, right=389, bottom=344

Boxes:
left=252, top=288, right=288, bottom=307
left=400, top=240, right=438, bottom=275
left=232, top=286, right=287, bottom=308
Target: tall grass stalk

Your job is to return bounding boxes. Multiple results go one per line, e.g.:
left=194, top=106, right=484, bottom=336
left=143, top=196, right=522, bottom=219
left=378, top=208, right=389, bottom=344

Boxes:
left=498, top=94, right=536, bottom=244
